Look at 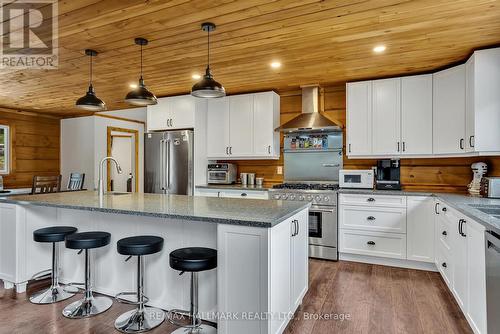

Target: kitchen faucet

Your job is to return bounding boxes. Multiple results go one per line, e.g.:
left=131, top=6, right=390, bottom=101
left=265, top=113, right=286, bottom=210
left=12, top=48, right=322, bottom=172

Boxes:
left=98, top=157, right=122, bottom=198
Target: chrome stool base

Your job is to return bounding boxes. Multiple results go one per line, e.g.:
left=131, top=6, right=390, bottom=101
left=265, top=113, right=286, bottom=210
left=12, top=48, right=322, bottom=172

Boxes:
left=170, top=324, right=217, bottom=334
left=115, top=307, right=165, bottom=333
left=29, top=285, right=75, bottom=304
left=62, top=295, right=112, bottom=319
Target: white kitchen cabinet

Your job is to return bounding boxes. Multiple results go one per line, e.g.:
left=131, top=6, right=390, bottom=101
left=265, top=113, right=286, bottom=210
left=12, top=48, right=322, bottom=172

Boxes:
left=372, top=78, right=401, bottom=155
left=147, top=95, right=195, bottom=131
left=433, top=64, right=466, bottom=154
left=229, top=94, right=254, bottom=156
left=448, top=209, right=468, bottom=310
left=401, top=75, right=433, bottom=155
left=346, top=81, right=372, bottom=156
left=406, top=196, right=435, bottom=263
left=207, top=98, right=230, bottom=157
left=206, top=91, right=280, bottom=160
left=466, top=48, right=500, bottom=154
left=253, top=92, right=280, bottom=158
left=466, top=218, right=487, bottom=334
left=290, top=210, right=308, bottom=311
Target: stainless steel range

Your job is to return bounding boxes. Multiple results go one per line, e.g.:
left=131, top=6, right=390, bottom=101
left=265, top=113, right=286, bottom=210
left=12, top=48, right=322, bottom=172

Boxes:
left=269, top=183, right=339, bottom=261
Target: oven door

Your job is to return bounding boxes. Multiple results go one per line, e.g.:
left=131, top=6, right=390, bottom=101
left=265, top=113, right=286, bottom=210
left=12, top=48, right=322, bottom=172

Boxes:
left=309, top=205, right=337, bottom=248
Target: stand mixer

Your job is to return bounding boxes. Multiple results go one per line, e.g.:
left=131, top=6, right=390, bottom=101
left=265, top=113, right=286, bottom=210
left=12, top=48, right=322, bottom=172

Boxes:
left=468, top=162, right=487, bottom=196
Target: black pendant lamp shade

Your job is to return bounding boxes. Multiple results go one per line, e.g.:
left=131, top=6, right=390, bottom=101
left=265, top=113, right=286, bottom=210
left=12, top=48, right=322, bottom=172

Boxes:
left=125, top=38, right=158, bottom=106
left=191, top=22, right=225, bottom=98
left=76, top=49, right=106, bottom=111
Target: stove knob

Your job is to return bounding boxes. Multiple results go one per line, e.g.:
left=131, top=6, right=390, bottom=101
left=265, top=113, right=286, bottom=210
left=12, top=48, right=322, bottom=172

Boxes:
left=282, top=194, right=288, bottom=200
left=273, top=194, right=281, bottom=200
left=315, top=195, right=322, bottom=202
left=323, top=196, right=330, bottom=202
left=306, top=195, right=313, bottom=201
left=289, top=194, right=296, bottom=200
left=298, top=195, right=305, bottom=201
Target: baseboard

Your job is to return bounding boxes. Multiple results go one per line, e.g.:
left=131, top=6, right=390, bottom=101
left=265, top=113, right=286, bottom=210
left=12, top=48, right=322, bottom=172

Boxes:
left=339, top=253, right=438, bottom=272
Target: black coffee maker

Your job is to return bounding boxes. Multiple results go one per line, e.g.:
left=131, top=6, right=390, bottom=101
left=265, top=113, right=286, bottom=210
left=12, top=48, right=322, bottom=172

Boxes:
left=376, top=159, right=401, bottom=190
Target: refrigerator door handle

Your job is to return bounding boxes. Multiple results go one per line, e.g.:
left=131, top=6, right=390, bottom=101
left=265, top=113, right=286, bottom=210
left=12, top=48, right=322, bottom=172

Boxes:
left=165, top=139, right=171, bottom=190
left=159, top=139, right=165, bottom=190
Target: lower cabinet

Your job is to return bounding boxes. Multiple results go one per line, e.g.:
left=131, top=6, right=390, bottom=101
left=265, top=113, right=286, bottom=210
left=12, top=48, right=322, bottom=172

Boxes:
left=195, top=187, right=269, bottom=200
left=434, top=200, right=487, bottom=334
left=407, top=196, right=435, bottom=262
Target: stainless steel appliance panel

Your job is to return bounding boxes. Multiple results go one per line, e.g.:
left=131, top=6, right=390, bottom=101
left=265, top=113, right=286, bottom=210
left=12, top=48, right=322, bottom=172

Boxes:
left=486, top=230, right=500, bottom=334
left=164, top=130, right=193, bottom=196
left=308, top=204, right=338, bottom=260
left=144, top=132, right=164, bottom=194
left=284, top=150, right=342, bottom=182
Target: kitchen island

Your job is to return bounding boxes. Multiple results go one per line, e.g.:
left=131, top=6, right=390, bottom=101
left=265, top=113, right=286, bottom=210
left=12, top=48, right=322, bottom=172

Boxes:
left=0, top=191, right=310, bottom=334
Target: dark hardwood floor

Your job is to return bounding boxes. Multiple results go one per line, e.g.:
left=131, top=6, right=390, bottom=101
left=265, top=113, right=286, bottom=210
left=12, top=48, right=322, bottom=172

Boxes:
left=0, top=260, right=472, bottom=334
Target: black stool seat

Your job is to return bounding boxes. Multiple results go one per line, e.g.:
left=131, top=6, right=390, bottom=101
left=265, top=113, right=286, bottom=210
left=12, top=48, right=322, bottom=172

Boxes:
left=170, top=247, right=217, bottom=272
left=34, top=226, right=77, bottom=243
left=66, top=231, right=111, bottom=249
left=117, top=236, right=164, bottom=256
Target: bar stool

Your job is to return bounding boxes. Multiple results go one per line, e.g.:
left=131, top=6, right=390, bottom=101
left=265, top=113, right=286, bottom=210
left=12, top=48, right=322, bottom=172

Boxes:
left=29, top=226, right=78, bottom=304
left=62, top=231, right=113, bottom=319
left=114, top=236, right=165, bottom=333
left=168, top=247, right=217, bottom=334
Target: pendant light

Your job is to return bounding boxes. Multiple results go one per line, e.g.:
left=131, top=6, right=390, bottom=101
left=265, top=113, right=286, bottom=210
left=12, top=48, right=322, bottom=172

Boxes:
left=191, top=22, right=225, bottom=98
left=125, top=37, right=158, bottom=106
left=76, top=49, right=106, bottom=111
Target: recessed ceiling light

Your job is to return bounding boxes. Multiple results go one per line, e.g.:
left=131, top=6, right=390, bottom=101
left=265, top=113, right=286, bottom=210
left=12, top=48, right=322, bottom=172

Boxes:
left=270, top=61, right=281, bottom=69
left=192, top=73, right=201, bottom=80
left=373, top=45, right=386, bottom=53
left=129, top=83, right=138, bottom=89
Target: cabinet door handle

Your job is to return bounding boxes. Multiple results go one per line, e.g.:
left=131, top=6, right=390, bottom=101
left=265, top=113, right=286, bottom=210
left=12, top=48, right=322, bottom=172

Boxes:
left=229, top=146, right=232, bottom=155
left=225, top=147, right=229, bottom=155
left=469, top=135, right=475, bottom=148
left=435, top=203, right=440, bottom=214
left=367, top=216, right=376, bottom=221
left=295, top=220, right=299, bottom=236
left=397, top=142, right=400, bottom=152
left=367, top=241, right=376, bottom=246
left=348, top=143, right=351, bottom=153
left=458, top=219, right=463, bottom=236
left=170, top=119, right=173, bottom=127
left=442, top=230, right=447, bottom=236
left=460, top=138, right=464, bottom=150
left=367, top=197, right=375, bottom=202
left=460, top=219, right=467, bottom=237
left=402, top=142, right=406, bottom=152
left=442, top=262, right=447, bottom=268
left=268, top=145, right=271, bottom=154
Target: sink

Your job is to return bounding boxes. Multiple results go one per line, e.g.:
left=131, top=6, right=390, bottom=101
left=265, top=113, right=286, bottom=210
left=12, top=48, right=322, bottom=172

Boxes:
left=468, top=204, right=500, bottom=217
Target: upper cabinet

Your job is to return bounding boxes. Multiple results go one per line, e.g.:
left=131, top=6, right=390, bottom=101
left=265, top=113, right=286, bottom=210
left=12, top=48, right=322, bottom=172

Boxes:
left=347, top=46, right=500, bottom=158
left=346, top=81, right=372, bottom=156
left=433, top=65, right=466, bottom=154
left=147, top=95, right=196, bottom=131
left=206, top=91, right=280, bottom=160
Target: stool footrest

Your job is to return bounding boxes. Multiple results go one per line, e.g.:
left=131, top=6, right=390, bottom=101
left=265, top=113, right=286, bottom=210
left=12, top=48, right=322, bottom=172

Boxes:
left=115, top=291, right=150, bottom=305
left=168, top=309, right=202, bottom=329
left=30, top=269, right=51, bottom=281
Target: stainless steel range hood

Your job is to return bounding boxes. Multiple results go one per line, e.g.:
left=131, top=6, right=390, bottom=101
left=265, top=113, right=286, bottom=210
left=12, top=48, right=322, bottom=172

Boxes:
left=276, top=85, right=342, bottom=133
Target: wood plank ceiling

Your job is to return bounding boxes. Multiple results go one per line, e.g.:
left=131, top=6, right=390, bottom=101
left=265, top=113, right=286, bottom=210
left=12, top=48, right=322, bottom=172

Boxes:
left=1, top=0, right=500, bottom=116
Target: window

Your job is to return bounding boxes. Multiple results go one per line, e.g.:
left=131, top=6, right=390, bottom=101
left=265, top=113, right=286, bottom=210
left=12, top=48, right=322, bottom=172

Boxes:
left=0, top=125, right=9, bottom=174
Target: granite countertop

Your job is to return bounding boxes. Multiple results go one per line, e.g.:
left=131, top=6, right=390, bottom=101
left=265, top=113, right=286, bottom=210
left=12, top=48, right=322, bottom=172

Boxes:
left=0, top=191, right=310, bottom=228
left=196, top=184, right=273, bottom=191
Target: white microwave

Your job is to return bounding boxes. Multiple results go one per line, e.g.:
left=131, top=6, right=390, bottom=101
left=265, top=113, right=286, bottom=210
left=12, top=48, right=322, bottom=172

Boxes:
left=339, top=169, right=374, bottom=189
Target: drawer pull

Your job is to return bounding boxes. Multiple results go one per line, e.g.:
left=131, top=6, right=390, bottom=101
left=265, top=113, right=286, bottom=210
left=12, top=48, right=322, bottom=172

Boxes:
left=367, top=198, right=375, bottom=202
left=241, top=193, right=247, bottom=197
left=442, top=262, right=447, bottom=268
left=442, top=231, right=447, bottom=236
left=367, top=241, right=376, bottom=246
left=367, top=216, right=376, bottom=221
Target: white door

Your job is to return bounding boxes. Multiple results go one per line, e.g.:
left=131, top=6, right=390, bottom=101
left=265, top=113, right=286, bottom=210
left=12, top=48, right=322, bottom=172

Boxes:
left=168, top=95, right=195, bottom=129
left=401, top=75, right=433, bottom=155
left=406, top=196, right=435, bottom=262
left=207, top=98, right=230, bottom=158
left=290, top=211, right=308, bottom=310
left=465, top=57, right=476, bottom=152
left=111, top=136, right=133, bottom=192
left=466, top=220, right=487, bottom=334
left=372, top=78, right=401, bottom=155
left=229, top=94, right=254, bottom=156
left=346, top=81, right=372, bottom=156
left=433, top=65, right=466, bottom=154
left=450, top=211, right=467, bottom=310
left=147, top=98, right=172, bottom=131
left=253, top=92, right=275, bottom=156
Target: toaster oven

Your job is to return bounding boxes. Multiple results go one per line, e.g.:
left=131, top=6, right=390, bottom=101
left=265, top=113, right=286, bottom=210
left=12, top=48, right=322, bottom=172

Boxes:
left=207, top=163, right=237, bottom=184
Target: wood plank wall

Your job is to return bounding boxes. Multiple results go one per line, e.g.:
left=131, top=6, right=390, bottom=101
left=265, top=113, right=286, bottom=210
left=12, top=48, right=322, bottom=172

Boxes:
left=225, top=85, right=500, bottom=193
left=0, top=108, right=60, bottom=189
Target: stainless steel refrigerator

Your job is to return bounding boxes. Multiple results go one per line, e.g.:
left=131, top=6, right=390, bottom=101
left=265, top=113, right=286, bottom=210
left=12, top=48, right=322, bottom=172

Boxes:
left=144, top=130, right=194, bottom=195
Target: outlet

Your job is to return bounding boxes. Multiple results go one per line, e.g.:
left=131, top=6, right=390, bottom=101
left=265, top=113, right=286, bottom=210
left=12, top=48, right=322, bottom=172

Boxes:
left=276, top=166, right=283, bottom=175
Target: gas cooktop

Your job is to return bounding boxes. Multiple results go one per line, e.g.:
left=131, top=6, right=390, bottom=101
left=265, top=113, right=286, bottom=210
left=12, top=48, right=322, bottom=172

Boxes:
left=272, top=183, right=339, bottom=191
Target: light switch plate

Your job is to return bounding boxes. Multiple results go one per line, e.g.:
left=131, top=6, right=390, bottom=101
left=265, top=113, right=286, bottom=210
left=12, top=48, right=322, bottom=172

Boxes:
left=277, top=166, right=283, bottom=175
